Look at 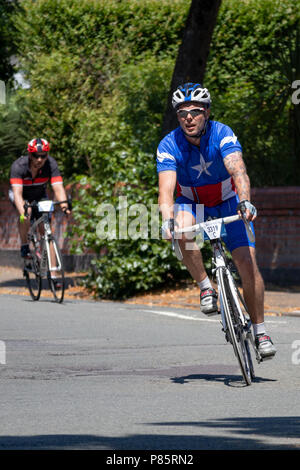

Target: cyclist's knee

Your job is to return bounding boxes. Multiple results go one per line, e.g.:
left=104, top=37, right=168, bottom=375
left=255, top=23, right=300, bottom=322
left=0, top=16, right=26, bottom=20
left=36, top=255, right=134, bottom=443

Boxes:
left=233, top=245, right=253, bottom=265
left=233, top=248, right=262, bottom=282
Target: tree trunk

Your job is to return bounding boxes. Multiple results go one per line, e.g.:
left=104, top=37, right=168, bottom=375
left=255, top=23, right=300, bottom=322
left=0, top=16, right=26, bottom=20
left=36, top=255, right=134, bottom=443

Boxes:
left=162, top=0, right=222, bottom=136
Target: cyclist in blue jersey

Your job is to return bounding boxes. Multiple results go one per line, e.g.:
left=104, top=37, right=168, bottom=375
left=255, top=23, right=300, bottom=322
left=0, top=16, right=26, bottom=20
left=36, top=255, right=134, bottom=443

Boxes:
left=157, top=83, right=276, bottom=359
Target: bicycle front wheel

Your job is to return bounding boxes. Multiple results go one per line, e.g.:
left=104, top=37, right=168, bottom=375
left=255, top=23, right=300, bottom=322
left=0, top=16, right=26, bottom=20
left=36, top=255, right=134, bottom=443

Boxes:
left=46, top=237, right=65, bottom=303
left=24, top=251, right=42, bottom=301
left=219, top=267, right=253, bottom=385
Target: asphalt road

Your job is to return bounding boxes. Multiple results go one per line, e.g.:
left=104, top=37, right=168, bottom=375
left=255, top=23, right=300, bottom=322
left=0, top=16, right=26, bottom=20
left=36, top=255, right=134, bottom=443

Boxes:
left=0, top=294, right=299, bottom=451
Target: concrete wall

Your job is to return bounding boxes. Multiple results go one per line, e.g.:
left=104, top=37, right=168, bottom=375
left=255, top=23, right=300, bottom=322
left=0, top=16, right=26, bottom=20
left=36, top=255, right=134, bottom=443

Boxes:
left=1, top=183, right=300, bottom=283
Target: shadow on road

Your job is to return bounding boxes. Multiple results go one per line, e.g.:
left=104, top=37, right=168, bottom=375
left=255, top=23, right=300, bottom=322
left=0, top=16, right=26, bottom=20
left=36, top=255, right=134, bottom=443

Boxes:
left=0, top=416, right=299, bottom=449
left=0, top=274, right=85, bottom=291
left=171, top=372, right=276, bottom=388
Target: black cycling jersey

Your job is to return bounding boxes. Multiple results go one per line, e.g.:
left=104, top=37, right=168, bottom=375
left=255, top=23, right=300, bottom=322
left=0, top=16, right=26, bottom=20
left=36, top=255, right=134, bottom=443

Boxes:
left=10, top=155, right=63, bottom=202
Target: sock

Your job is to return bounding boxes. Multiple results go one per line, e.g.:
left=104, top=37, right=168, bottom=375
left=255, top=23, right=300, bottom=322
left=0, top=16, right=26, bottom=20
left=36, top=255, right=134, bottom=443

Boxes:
left=253, top=322, right=266, bottom=336
left=197, top=276, right=212, bottom=291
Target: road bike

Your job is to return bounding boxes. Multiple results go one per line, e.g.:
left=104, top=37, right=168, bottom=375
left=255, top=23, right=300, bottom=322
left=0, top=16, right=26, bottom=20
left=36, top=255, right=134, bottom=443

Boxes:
left=173, top=215, right=263, bottom=386
left=23, top=199, right=69, bottom=303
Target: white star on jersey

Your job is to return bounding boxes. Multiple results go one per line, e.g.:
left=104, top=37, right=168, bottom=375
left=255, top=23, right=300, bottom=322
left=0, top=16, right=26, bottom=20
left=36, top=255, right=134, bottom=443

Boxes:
left=192, top=153, right=213, bottom=178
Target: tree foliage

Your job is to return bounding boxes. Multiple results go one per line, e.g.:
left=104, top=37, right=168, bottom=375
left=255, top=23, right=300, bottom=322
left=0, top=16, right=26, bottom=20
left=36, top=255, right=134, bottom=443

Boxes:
left=205, top=0, right=300, bottom=185
left=0, top=0, right=21, bottom=81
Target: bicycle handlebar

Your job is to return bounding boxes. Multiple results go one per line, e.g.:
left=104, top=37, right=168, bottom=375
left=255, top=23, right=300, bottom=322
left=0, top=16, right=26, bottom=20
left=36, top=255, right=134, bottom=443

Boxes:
left=24, top=199, right=70, bottom=217
left=176, top=214, right=255, bottom=243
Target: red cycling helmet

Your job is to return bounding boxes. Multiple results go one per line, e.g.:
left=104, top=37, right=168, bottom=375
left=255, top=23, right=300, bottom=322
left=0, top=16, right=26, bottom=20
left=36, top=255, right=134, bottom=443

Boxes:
left=27, top=138, right=50, bottom=153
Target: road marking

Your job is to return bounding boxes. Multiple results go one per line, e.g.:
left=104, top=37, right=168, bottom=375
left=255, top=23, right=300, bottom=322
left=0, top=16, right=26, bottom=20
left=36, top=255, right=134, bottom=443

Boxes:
left=140, top=309, right=220, bottom=322
left=137, top=308, right=287, bottom=324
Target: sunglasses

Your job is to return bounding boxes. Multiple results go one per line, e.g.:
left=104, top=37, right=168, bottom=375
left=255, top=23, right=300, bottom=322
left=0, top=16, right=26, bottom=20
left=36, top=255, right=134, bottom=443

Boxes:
left=177, top=107, right=206, bottom=119
left=31, top=152, right=48, bottom=159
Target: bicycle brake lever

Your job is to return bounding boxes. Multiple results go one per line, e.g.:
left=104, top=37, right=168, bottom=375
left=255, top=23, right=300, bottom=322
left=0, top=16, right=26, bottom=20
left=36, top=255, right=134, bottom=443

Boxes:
left=171, top=232, right=183, bottom=261
left=242, top=216, right=255, bottom=243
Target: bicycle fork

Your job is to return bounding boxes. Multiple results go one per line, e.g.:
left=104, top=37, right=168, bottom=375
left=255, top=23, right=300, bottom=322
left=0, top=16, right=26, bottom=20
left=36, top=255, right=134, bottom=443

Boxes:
left=43, top=221, right=62, bottom=274
left=211, top=243, right=229, bottom=340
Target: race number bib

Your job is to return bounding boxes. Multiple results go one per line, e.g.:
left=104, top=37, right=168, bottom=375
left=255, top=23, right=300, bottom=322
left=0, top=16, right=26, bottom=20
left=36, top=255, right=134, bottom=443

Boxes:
left=202, top=219, right=223, bottom=240
left=37, top=200, right=54, bottom=213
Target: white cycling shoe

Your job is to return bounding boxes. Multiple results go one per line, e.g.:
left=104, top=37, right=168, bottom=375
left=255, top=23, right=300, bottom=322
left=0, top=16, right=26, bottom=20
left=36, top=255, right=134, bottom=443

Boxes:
left=200, top=288, right=218, bottom=316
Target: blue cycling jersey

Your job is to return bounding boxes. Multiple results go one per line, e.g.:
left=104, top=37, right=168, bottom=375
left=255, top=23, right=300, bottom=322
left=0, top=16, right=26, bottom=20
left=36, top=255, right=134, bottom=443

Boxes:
left=156, top=120, right=242, bottom=207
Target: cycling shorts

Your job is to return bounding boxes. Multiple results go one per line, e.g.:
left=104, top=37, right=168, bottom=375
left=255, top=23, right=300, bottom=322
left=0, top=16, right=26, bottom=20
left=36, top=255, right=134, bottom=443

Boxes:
left=175, top=194, right=255, bottom=252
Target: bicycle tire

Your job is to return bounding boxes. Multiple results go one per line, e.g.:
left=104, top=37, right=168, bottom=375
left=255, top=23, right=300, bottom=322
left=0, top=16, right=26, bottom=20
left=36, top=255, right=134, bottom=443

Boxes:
left=46, top=237, right=65, bottom=303
left=235, top=284, right=256, bottom=377
left=219, top=267, right=253, bottom=385
left=24, top=249, right=42, bottom=301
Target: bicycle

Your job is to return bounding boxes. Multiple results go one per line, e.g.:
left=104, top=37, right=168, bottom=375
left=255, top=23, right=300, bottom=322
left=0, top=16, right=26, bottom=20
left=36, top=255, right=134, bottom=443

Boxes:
left=23, top=199, right=69, bottom=303
left=173, top=214, right=263, bottom=386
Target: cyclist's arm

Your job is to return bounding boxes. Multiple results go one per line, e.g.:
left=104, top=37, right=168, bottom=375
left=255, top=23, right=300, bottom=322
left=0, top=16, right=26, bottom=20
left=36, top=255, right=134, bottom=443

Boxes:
left=12, top=185, right=26, bottom=217
left=223, top=151, right=255, bottom=221
left=158, top=170, right=177, bottom=238
left=51, top=182, right=69, bottom=213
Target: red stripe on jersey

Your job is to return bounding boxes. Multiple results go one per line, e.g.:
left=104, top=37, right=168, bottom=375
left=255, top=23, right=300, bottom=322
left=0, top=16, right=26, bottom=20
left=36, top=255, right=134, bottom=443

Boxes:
left=33, top=177, right=49, bottom=184
left=51, top=176, right=63, bottom=184
left=10, top=178, right=23, bottom=185
left=176, top=182, right=182, bottom=197
left=231, top=177, right=236, bottom=192
left=194, top=183, right=223, bottom=207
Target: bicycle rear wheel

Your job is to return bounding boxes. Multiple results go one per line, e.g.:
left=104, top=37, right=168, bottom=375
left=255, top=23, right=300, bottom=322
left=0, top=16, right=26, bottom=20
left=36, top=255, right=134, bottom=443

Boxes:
left=24, top=251, right=42, bottom=301
left=219, top=267, right=253, bottom=385
left=46, top=237, right=65, bottom=303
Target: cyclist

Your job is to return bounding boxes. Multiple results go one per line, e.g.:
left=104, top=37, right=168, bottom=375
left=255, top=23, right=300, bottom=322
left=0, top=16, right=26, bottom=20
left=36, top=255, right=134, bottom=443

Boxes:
left=157, top=83, right=276, bottom=359
left=9, top=138, right=71, bottom=264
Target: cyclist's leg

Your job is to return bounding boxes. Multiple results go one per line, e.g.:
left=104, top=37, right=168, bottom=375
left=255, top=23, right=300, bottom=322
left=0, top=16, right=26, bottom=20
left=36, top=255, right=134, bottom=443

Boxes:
left=231, top=246, right=264, bottom=324
left=9, top=192, right=31, bottom=257
left=174, top=199, right=206, bottom=283
left=175, top=197, right=218, bottom=314
left=221, top=196, right=276, bottom=358
left=219, top=196, right=262, bottom=322
left=19, top=218, right=31, bottom=257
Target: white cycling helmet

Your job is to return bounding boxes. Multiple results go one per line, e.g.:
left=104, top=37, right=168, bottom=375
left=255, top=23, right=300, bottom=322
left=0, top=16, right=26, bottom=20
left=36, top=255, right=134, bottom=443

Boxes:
left=172, top=82, right=211, bottom=109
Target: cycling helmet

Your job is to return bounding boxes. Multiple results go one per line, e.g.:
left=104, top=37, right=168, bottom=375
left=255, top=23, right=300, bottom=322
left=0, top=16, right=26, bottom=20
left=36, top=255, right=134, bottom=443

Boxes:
left=27, top=138, right=50, bottom=153
left=172, top=83, right=211, bottom=109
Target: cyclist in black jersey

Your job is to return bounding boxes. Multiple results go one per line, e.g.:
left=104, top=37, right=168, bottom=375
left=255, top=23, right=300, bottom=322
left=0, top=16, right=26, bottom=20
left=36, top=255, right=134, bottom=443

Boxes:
left=9, top=138, right=71, bottom=259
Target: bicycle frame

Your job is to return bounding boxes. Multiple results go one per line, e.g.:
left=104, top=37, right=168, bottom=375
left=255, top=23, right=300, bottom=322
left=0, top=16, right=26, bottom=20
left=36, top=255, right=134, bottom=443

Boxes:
left=29, top=213, right=62, bottom=275
left=24, top=199, right=68, bottom=303
left=175, top=214, right=262, bottom=384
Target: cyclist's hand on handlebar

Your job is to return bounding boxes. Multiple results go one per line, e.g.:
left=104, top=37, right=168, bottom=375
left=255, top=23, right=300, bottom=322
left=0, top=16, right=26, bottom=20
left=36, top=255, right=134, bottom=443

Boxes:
left=20, top=213, right=30, bottom=223
left=62, top=207, right=71, bottom=217
left=161, top=218, right=174, bottom=240
left=236, top=200, right=257, bottom=222
left=22, top=201, right=31, bottom=221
